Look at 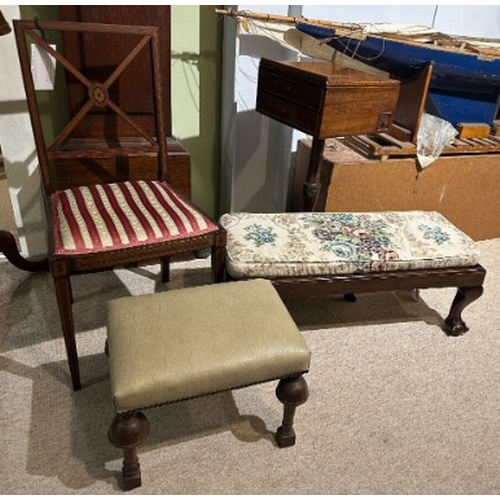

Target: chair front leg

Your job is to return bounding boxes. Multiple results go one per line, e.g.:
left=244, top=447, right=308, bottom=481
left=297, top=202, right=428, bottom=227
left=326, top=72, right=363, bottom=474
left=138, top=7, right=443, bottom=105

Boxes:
left=52, top=272, right=80, bottom=390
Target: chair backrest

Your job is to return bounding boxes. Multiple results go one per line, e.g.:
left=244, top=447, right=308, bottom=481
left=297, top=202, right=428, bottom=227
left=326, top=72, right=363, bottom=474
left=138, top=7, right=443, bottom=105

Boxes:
left=58, top=5, right=174, bottom=140
left=14, top=20, right=169, bottom=196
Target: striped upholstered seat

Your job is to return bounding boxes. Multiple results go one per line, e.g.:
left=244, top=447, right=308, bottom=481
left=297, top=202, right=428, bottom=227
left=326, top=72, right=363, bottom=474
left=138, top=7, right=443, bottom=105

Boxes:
left=52, top=180, right=218, bottom=255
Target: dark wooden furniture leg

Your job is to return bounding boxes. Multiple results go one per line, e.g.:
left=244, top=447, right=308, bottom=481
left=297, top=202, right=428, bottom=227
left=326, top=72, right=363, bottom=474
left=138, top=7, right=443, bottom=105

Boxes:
left=275, top=375, right=309, bottom=448
left=52, top=263, right=80, bottom=391
left=444, top=285, right=484, bottom=336
left=271, top=265, right=486, bottom=337
left=160, top=256, right=170, bottom=283
left=303, top=138, right=325, bottom=212
left=212, top=231, right=227, bottom=283
left=108, top=411, right=150, bottom=491
left=0, top=229, right=48, bottom=272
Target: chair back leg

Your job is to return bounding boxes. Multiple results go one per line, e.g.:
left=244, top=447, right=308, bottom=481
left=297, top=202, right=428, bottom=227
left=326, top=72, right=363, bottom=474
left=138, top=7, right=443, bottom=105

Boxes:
left=160, top=256, right=170, bottom=283
left=212, top=230, right=227, bottom=283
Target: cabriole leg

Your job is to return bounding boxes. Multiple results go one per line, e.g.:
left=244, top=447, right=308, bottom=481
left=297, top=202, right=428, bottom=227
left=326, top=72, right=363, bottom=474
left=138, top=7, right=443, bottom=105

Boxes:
left=444, top=285, right=484, bottom=336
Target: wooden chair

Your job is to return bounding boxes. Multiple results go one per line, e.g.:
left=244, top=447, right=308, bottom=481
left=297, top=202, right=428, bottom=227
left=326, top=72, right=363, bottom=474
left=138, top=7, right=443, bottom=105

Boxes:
left=13, top=20, right=226, bottom=390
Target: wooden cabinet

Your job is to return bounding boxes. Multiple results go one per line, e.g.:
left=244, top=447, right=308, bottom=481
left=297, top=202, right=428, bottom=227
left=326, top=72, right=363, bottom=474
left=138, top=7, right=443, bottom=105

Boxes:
left=57, top=6, right=191, bottom=199
left=257, top=58, right=400, bottom=139
left=256, top=58, right=400, bottom=210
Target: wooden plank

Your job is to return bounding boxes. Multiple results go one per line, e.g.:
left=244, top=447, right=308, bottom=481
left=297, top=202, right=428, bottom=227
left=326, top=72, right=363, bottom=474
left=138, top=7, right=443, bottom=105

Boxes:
left=343, top=131, right=500, bottom=159
left=389, top=62, right=433, bottom=143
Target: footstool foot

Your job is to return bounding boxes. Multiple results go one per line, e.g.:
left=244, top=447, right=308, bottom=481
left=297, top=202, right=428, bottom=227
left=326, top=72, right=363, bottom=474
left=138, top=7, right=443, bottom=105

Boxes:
left=444, top=285, right=484, bottom=336
left=108, top=412, right=150, bottom=491
left=275, top=375, right=309, bottom=448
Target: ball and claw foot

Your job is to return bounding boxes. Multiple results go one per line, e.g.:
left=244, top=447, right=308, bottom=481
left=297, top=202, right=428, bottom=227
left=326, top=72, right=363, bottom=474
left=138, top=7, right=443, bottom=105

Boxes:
left=443, top=285, right=483, bottom=337
left=275, top=375, right=309, bottom=448
left=443, top=318, right=469, bottom=337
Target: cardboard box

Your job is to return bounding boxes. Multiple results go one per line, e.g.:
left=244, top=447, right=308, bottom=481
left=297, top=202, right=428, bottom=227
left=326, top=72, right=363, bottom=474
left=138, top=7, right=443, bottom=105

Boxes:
left=293, top=138, right=500, bottom=241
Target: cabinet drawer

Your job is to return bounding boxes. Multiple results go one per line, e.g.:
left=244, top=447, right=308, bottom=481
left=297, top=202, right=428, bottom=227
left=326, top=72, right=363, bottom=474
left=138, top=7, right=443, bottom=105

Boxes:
left=258, top=69, right=324, bottom=110
left=256, top=91, right=321, bottom=136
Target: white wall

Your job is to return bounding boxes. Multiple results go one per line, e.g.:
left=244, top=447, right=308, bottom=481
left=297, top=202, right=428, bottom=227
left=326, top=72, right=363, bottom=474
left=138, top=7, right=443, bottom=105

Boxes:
left=220, top=5, right=500, bottom=214
left=220, top=4, right=301, bottom=214
left=0, top=5, right=48, bottom=258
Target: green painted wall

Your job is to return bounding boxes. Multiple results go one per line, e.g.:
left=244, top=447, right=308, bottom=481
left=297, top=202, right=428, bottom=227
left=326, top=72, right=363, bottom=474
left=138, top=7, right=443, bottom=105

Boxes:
left=19, top=5, right=223, bottom=219
left=171, top=5, right=222, bottom=218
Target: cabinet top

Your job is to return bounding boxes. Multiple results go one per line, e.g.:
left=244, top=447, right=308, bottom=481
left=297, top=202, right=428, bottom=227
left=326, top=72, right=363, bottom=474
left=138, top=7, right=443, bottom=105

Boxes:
left=259, top=58, right=400, bottom=87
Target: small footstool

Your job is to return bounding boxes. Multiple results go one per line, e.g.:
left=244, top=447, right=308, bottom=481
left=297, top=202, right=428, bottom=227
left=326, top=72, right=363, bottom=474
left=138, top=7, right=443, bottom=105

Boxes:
left=106, top=279, right=311, bottom=491
left=220, top=211, right=486, bottom=335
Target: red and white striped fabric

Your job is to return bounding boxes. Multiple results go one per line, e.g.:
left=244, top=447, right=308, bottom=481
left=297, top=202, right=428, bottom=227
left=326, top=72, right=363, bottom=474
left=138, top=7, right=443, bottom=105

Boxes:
left=51, top=180, right=219, bottom=255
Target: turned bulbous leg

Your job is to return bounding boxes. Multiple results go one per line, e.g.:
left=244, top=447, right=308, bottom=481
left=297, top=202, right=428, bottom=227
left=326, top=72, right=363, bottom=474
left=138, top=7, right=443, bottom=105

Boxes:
left=275, top=375, right=309, bottom=448
left=108, top=411, right=150, bottom=491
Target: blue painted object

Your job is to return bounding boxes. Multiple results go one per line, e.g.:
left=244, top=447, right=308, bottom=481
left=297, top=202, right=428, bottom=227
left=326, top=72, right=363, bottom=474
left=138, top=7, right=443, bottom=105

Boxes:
left=296, top=22, right=500, bottom=127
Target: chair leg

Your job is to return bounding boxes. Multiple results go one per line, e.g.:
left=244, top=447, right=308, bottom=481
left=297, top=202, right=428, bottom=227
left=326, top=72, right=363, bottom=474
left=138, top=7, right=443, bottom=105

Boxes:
left=108, top=411, right=150, bottom=491
left=343, top=293, right=356, bottom=302
left=195, top=248, right=210, bottom=258
left=0, top=229, right=49, bottom=272
left=444, top=285, right=484, bottom=336
left=160, top=256, right=170, bottom=283
left=53, top=274, right=81, bottom=390
left=212, top=231, right=227, bottom=283
left=275, top=375, right=309, bottom=448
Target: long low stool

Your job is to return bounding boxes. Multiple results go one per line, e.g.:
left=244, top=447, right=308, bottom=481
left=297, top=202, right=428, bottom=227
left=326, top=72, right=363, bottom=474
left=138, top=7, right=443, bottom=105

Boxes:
left=220, top=211, right=486, bottom=336
left=106, top=279, right=311, bottom=490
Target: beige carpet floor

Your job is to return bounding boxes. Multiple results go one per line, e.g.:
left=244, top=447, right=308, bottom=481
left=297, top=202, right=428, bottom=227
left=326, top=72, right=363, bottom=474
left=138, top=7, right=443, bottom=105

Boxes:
left=1, top=238, right=500, bottom=494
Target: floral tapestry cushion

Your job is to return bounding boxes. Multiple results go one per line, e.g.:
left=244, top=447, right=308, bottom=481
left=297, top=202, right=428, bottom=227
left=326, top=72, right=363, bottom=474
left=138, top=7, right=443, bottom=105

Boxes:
left=219, top=211, right=480, bottom=279
left=52, top=180, right=219, bottom=255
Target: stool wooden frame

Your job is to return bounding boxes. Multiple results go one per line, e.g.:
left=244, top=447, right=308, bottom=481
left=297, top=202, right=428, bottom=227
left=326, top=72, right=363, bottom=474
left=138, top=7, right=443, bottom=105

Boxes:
left=269, top=265, right=485, bottom=336
left=108, top=374, right=309, bottom=491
